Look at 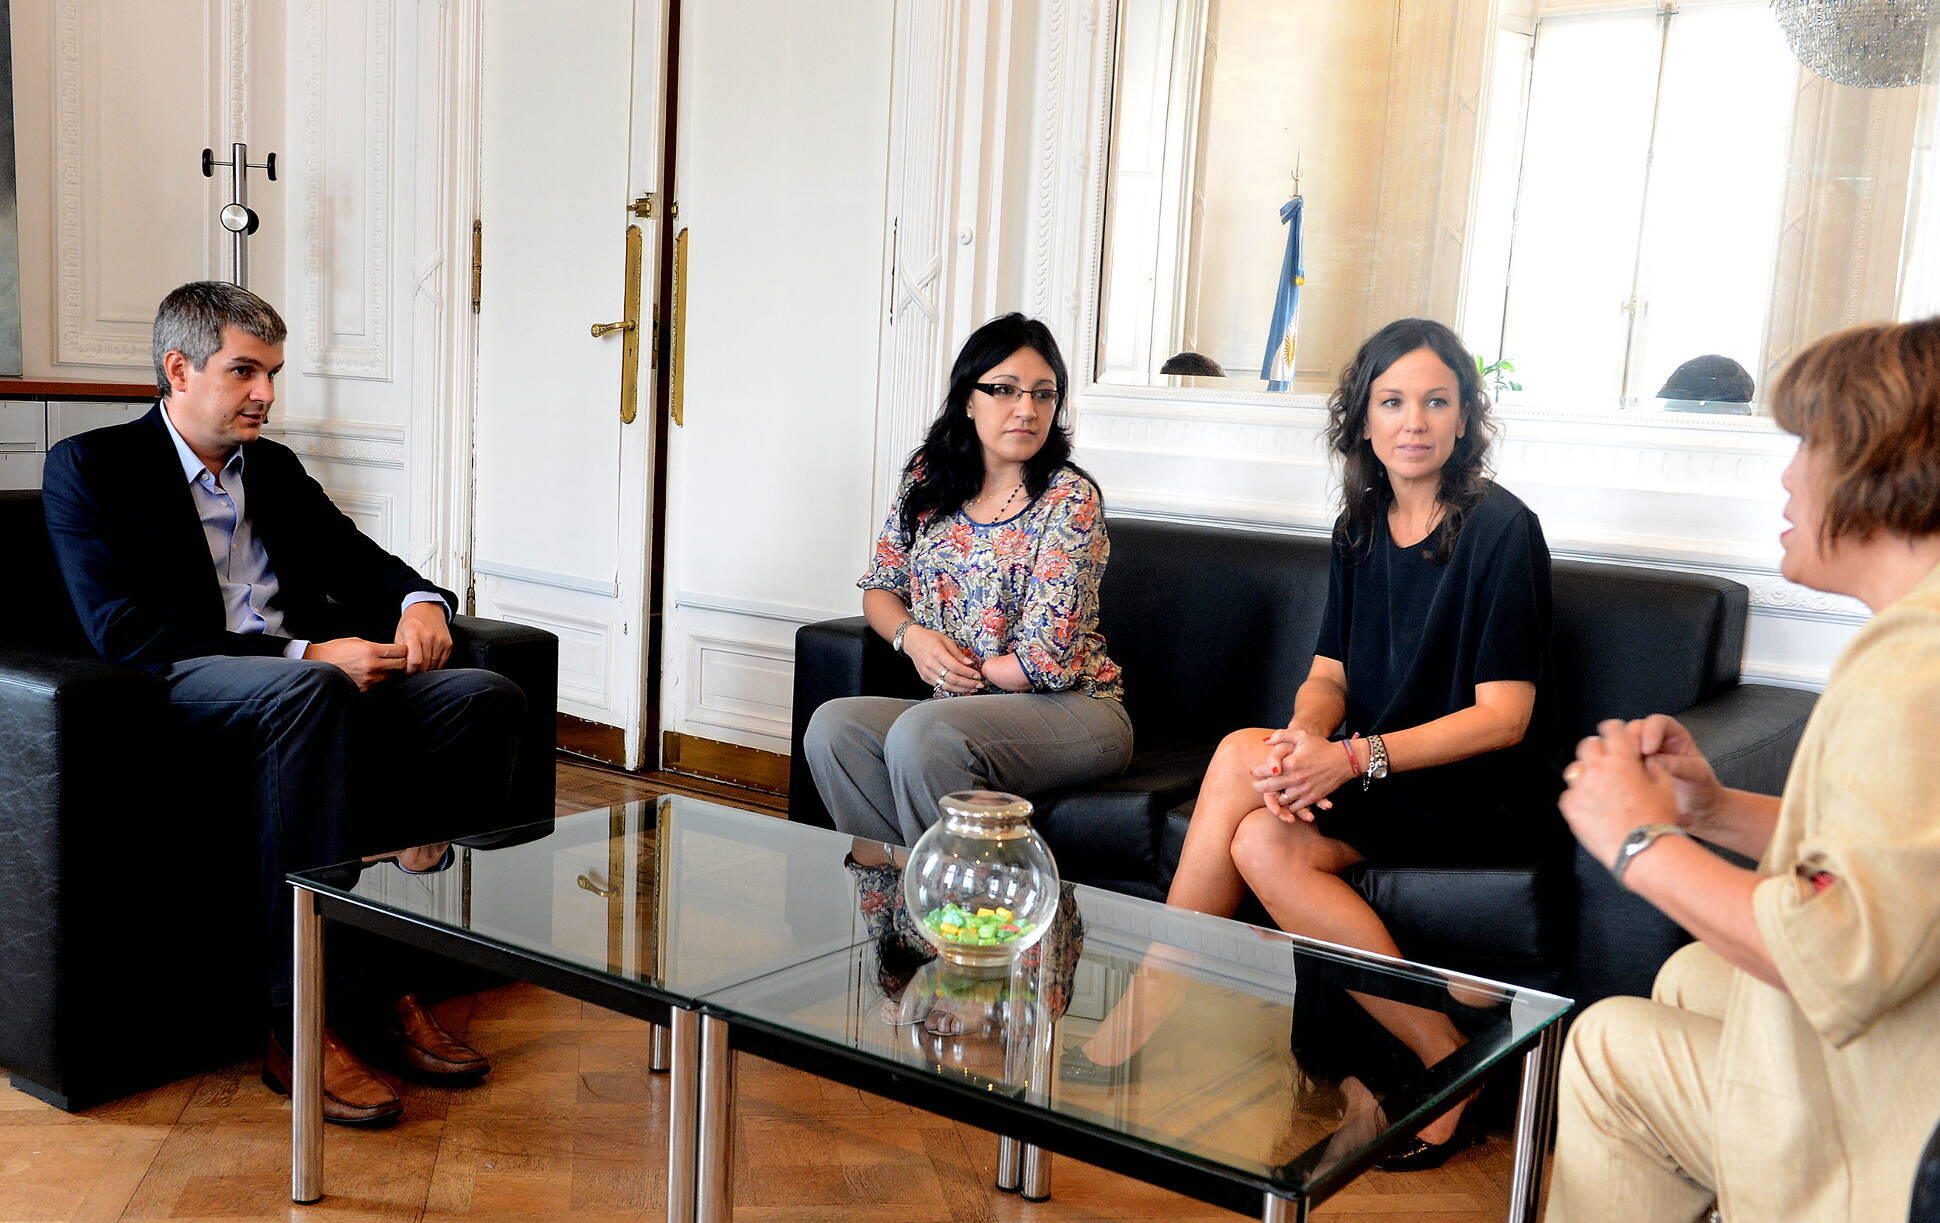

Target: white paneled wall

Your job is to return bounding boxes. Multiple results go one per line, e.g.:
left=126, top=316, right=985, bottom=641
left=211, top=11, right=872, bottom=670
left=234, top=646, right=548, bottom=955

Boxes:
left=11, top=0, right=444, bottom=567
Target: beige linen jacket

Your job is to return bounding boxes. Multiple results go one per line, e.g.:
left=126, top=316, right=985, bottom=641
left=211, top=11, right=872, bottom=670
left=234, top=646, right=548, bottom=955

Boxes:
left=1715, top=561, right=1940, bottom=1220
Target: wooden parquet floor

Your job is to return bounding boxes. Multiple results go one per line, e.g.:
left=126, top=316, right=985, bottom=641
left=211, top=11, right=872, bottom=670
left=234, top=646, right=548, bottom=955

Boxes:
left=0, top=759, right=1518, bottom=1222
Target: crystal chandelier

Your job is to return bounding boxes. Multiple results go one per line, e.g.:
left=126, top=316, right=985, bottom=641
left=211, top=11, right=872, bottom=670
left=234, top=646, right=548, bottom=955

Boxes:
left=1770, top=0, right=1939, bottom=88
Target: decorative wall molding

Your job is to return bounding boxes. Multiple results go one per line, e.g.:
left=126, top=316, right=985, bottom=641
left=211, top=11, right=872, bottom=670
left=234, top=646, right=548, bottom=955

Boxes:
left=1029, top=0, right=1115, bottom=340
left=300, top=0, right=395, bottom=381
left=54, top=1, right=221, bottom=365
left=473, top=560, right=619, bottom=597
left=407, top=0, right=483, bottom=589
left=1741, top=659, right=1833, bottom=692
left=484, top=595, right=613, bottom=710
left=324, top=487, right=393, bottom=549
left=875, top=1, right=960, bottom=518
left=681, top=630, right=796, bottom=744
left=672, top=590, right=847, bottom=626
left=268, top=415, right=406, bottom=468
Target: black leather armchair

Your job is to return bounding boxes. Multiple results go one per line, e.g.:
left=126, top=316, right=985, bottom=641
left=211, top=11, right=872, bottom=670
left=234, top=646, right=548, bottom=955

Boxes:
left=0, top=489, right=559, bottom=1110
left=1914, top=1114, right=1940, bottom=1222
left=790, top=517, right=1818, bottom=1005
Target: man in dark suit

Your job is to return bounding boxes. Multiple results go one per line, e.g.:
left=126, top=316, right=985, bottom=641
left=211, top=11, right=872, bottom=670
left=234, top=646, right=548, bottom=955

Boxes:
left=42, top=281, right=525, bottom=1127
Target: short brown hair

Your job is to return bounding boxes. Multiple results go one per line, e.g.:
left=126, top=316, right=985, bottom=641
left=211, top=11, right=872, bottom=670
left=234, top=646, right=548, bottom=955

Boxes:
left=152, top=281, right=287, bottom=397
left=1769, top=318, right=1940, bottom=544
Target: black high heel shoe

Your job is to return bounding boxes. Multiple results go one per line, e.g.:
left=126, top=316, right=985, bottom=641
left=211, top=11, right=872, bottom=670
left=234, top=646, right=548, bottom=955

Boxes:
left=1374, top=1106, right=1483, bottom=1172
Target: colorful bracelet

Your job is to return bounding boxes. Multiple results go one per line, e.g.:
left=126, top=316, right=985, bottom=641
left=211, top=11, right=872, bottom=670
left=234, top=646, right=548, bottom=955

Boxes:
left=1339, top=734, right=1361, bottom=775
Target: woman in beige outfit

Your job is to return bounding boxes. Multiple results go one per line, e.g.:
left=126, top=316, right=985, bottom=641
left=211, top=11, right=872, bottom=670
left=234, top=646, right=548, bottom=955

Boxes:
left=1548, top=318, right=1940, bottom=1222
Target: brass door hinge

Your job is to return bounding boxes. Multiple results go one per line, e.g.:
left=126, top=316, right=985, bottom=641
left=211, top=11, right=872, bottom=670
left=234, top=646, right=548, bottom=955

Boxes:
left=630, top=192, right=655, bottom=219
left=470, top=220, right=483, bottom=314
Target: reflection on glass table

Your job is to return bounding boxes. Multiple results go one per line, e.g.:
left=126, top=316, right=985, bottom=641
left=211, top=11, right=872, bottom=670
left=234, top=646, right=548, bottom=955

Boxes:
left=286, top=795, right=884, bottom=1214
left=298, top=796, right=873, bottom=998
left=702, top=870, right=1572, bottom=1222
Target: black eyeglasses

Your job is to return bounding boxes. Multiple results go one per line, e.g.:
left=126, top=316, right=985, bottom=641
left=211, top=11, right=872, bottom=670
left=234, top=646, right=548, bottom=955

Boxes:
left=974, top=382, right=1059, bottom=406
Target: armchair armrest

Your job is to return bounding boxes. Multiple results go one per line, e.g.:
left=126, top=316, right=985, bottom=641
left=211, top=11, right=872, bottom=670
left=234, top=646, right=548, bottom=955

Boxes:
left=788, top=617, right=929, bottom=828
left=1675, top=681, right=1817, bottom=797
left=0, top=648, right=177, bottom=1106
left=450, top=615, right=558, bottom=825
left=790, top=618, right=870, bottom=829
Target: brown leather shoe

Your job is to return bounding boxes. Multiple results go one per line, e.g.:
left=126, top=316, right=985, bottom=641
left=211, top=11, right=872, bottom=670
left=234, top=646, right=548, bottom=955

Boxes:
left=263, top=1030, right=403, bottom=1128
left=381, top=994, right=491, bottom=1085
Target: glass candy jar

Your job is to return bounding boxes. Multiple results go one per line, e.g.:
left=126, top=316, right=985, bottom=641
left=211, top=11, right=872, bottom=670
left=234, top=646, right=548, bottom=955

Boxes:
left=904, top=790, right=1061, bottom=967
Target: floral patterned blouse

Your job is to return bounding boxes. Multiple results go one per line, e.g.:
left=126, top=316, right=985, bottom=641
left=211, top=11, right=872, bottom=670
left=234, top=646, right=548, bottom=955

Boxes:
left=860, top=462, right=1123, bottom=700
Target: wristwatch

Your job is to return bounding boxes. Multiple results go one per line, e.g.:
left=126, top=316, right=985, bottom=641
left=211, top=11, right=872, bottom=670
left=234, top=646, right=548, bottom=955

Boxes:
left=1360, top=733, right=1389, bottom=790
left=1610, top=823, right=1691, bottom=887
left=890, top=618, right=917, bottom=653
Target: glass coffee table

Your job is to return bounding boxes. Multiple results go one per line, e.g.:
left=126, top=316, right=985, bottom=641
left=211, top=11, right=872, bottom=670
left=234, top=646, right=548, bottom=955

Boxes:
left=288, top=796, right=1571, bottom=1222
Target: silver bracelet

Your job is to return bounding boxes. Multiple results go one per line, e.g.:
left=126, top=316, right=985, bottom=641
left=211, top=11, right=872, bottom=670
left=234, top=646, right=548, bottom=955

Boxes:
left=1360, top=733, right=1389, bottom=790
left=890, top=618, right=917, bottom=653
left=1610, top=823, right=1691, bottom=887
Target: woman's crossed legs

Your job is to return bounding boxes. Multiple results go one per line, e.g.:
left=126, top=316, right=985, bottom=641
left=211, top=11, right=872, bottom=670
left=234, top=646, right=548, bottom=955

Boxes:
left=1085, top=726, right=1471, bottom=1144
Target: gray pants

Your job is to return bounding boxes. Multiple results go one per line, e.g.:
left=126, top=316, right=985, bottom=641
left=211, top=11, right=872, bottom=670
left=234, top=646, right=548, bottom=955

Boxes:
left=803, top=692, right=1134, bottom=846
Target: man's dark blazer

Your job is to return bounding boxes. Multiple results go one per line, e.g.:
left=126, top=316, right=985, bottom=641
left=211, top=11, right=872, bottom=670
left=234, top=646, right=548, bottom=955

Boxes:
left=42, top=403, right=455, bottom=672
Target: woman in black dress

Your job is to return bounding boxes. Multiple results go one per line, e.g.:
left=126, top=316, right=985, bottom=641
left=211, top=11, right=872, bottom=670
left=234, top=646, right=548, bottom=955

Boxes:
left=1084, top=317, right=1552, bottom=1168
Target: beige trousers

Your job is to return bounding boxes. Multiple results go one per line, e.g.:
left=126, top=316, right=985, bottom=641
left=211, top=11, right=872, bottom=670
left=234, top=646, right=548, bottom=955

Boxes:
left=1545, top=942, right=1732, bottom=1223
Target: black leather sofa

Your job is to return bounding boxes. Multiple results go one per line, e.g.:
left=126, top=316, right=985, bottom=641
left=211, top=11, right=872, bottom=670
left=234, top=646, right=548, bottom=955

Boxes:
left=789, top=517, right=1818, bottom=1006
left=0, top=489, right=559, bottom=1110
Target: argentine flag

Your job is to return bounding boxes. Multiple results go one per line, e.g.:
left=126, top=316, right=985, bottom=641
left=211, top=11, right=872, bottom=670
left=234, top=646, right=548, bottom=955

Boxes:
left=1261, top=195, right=1305, bottom=392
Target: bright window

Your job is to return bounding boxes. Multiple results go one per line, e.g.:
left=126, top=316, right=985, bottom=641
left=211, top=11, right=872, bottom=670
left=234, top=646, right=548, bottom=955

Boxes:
left=1464, top=2, right=1796, bottom=409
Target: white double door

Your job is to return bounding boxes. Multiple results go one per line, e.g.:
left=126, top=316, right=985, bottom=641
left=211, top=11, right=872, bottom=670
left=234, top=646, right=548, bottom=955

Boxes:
left=472, top=0, right=665, bottom=766
left=470, top=1, right=896, bottom=767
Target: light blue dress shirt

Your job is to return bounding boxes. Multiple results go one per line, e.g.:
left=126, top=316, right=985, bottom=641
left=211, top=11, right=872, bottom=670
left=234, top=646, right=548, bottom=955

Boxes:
left=157, top=403, right=448, bottom=658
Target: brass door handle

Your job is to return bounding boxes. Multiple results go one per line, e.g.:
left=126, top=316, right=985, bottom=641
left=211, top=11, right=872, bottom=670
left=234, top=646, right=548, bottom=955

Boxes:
left=669, top=226, right=689, bottom=427
left=576, top=872, right=616, bottom=899
left=599, top=224, right=644, bottom=424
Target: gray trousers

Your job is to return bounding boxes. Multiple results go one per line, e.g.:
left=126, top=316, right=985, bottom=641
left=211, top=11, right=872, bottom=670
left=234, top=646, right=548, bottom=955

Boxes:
left=803, top=691, right=1134, bottom=846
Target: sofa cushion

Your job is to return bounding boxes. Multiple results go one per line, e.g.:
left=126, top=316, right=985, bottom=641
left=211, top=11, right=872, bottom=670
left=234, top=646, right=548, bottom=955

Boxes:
left=1034, top=744, right=1213, bottom=902
left=1545, top=560, right=1747, bottom=761
left=1346, top=864, right=1558, bottom=985
left=1097, top=520, right=1333, bottom=752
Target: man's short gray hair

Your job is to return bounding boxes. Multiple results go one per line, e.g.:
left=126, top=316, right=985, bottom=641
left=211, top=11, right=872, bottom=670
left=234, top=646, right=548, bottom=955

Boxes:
left=152, top=281, right=287, bottom=397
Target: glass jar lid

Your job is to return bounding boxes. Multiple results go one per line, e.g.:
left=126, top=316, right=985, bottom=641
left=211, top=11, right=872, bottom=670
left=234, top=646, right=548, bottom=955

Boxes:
left=937, top=790, right=1035, bottom=839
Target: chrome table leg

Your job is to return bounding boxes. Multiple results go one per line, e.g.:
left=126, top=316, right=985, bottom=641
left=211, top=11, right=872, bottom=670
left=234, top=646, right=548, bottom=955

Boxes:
left=995, top=1137, right=1023, bottom=1191
left=1507, top=1022, right=1565, bottom=1223
left=1018, top=954, right=1055, bottom=1202
left=666, top=1008, right=700, bottom=1223
left=290, top=885, right=324, bottom=1205
left=651, top=1020, right=673, bottom=1072
left=696, top=1015, right=736, bottom=1223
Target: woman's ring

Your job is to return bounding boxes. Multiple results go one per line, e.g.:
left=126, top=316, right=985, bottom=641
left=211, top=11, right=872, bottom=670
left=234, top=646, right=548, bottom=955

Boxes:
left=936, top=668, right=947, bottom=686
left=1563, top=763, right=1584, bottom=784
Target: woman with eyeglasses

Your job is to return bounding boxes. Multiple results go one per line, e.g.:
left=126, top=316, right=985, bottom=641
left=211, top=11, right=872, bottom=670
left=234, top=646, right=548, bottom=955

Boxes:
left=803, top=313, right=1131, bottom=846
